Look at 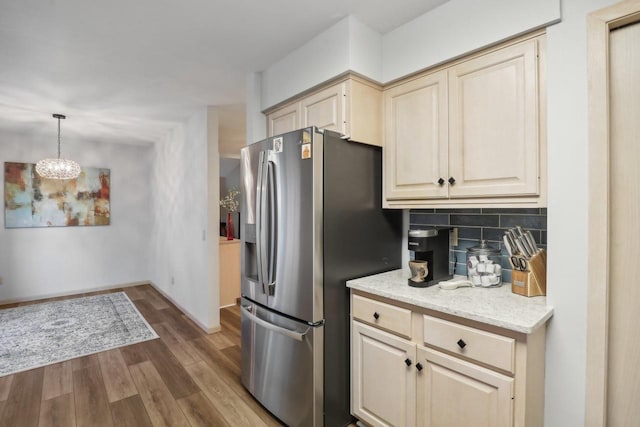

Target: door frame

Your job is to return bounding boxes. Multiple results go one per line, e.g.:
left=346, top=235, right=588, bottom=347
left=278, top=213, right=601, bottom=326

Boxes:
left=586, top=1, right=640, bottom=425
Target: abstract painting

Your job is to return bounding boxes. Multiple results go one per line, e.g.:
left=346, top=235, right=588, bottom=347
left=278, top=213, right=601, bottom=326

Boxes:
left=4, top=162, right=110, bottom=228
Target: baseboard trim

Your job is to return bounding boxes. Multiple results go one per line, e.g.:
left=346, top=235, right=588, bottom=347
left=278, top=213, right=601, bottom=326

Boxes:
left=148, top=282, right=221, bottom=334
left=220, top=303, right=238, bottom=309
left=0, top=280, right=148, bottom=306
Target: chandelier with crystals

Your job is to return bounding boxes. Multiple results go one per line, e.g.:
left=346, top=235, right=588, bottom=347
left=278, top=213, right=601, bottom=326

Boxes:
left=35, top=114, right=81, bottom=180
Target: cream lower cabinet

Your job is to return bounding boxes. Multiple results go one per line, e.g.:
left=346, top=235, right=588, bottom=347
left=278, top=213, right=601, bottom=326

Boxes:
left=351, top=291, right=546, bottom=427
left=416, top=347, right=514, bottom=427
left=352, top=321, right=417, bottom=427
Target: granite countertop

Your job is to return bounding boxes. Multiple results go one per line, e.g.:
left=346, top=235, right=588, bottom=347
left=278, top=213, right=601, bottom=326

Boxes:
left=347, top=269, right=553, bottom=334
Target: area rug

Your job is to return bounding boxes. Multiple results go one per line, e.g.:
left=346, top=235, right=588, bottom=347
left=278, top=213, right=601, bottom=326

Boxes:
left=0, top=292, right=158, bottom=376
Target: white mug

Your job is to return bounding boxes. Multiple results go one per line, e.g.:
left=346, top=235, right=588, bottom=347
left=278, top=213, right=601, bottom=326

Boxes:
left=409, top=260, right=429, bottom=282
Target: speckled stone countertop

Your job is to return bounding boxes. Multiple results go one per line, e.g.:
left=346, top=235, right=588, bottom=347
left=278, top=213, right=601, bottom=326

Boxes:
left=347, top=269, right=553, bottom=334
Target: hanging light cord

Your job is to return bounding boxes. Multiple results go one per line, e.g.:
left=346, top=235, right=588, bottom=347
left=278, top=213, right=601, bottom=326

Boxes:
left=57, top=116, right=61, bottom=159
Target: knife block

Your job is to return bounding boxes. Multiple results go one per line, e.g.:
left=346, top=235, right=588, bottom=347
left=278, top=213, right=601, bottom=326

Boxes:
left=511, top=249, right=547, bottom=297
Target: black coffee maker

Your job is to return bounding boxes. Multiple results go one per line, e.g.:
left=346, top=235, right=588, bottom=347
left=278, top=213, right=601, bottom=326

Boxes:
left=408, top=228, right=453, bottom=287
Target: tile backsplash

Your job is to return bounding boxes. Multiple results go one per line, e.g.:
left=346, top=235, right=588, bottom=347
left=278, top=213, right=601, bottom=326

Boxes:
left=409, top=208, right=547, bottom=283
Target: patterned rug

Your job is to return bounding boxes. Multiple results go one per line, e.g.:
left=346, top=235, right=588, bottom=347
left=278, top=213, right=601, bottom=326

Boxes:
left=0, top=292, right=158, bottom=376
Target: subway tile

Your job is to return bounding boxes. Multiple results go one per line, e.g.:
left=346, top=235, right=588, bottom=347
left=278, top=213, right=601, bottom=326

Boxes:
left=454, top=262, right=467, bottom=276
left=450, top=214, right=499, bottom=227
left=482, top=227, right=509, bottom=242
left=501, top=269, right=512, bottom=284
left=500, top=255, right=514, bottom=269
left=435, top=208, right=482, bottom=214
left=540, top=230, right=547, bottom=245
left=410, top=213, right=450, bottom=226
left=541, top=208, right=547, bottom=215
left=451, top=250, right=466, bottom=265
left=527, top=230, right=542, bottom=243
left=481, top=208, right=541, bottom=214
left=452, top=239, right=481, bottom=251
left=408, top=224, right=431, bottom=231
left=457, top=227, right=482, bottom=240
left=500, top=214, right=547, bottom=230
left=411, top=208, right=436, bottom=214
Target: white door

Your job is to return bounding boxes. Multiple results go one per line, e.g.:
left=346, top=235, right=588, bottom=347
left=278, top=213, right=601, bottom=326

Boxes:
left=448, top=40, right=539, bottom=198
left=606, top=20, right=640, bottom=426
left=416, top=347, right=513, bottom=427
left=384, top=71, right=448, bottom=200
left=352, top=321, right=416, bottom=427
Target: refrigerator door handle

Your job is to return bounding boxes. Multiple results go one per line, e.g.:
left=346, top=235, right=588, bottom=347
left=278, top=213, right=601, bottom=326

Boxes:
left=241, top=305, right=310, bottom=342
left=266, top=157, right=278, bottom=295
left=256, top=151, right=269, bottom=294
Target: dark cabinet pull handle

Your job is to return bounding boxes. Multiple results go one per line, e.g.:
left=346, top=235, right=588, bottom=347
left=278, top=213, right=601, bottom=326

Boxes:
left=448, top=177, right=456, bottom=185
left=438, top=177, right=445, bottom=186
left=416, top=362, right=423, bottom=371
left=373, top=312, right=380, bottom=320
left=457, top=339, right=466, bottom=349
left=405, top=358, right=412, bottom=367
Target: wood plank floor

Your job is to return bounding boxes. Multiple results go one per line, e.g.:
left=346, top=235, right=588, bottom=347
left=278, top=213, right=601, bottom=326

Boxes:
left=0, top=285, right=283, bottom=427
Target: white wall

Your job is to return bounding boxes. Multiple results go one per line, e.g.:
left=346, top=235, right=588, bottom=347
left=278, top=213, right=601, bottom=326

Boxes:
left=544, top=0, right=615, bottom=425
left=257, top=0, right=560, bottom=113
left=347, top=15, right=383, bottom=82
left=206, top=106, right=221, bottom=329
left=0, top=131, right=152, bottom=301
left=246, top=72, right=266, bottom=145
left=149, top=108, right=215, bottom=330
left=261, top=16, right=351, bottom=110
left=382, top=0, right=560, bottom=81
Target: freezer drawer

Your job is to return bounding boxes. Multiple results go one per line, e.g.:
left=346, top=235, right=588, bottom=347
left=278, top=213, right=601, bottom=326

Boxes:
left=241, top=297, right=323, bottom=427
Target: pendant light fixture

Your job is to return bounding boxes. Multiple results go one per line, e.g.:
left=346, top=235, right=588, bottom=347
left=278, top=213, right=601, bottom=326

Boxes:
left=35, top=113, right=81, bottom=180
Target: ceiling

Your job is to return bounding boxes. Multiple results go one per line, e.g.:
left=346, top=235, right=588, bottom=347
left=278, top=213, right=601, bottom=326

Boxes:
left=0, top=0, right=448, bottom=146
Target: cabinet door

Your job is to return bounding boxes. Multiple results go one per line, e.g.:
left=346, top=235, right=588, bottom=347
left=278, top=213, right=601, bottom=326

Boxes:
left=300, top=82, right=346, bottom=134
left=448, top=40, right=539, bottom=198
left=384, top=71, right=448, bottom=200
left=416, top=346, right=514, bottom=427
left=352, top=321, right=416, bottom=427
left=267, top=102, right=300, bottom=137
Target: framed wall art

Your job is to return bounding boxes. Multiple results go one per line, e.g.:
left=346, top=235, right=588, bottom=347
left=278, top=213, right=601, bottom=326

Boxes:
left=4, top=162, right=110, bottom=228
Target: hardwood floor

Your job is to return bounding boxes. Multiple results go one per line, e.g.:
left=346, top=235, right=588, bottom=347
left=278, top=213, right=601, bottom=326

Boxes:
left=0, top=285, right=283, bottom=427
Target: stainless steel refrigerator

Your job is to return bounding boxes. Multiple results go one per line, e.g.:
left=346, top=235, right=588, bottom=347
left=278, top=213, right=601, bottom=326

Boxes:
left=240, top=127, right=402, bottom=426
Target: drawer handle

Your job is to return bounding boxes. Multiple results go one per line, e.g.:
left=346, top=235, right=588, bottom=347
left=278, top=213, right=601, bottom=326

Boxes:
left=416, top=362, right=423, bottom=371
left=457, top=339, right=466, bottom=349
left=404, top=358, right=412, bottom=367
left=373, top=312, right=380, bottom=320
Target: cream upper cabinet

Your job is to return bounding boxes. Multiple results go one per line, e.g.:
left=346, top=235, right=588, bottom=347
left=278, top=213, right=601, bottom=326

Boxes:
left=265, top=76, right=382, bottom=146
left=416, top=347, right=514, bottom=427
left=300, top=82, right=346, bottom=133
left=384, top=71, right=448, bottom=200
left=383, top=33, right=546, bottom=208
left=351, top=321, right=416, bottom=427
left=448, top=40, right=539, bottom=198
left=267, top=102, right=299, bottom=137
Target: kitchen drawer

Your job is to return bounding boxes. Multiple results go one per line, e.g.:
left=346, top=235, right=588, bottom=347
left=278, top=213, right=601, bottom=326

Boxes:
left=352, top=294, right=412, bottom=339
left=422, top=315, right=515, bottom=373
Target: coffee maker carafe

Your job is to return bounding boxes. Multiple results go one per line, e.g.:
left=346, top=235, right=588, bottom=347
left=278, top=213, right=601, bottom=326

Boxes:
left=408, top=228, right=453, bottom=287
